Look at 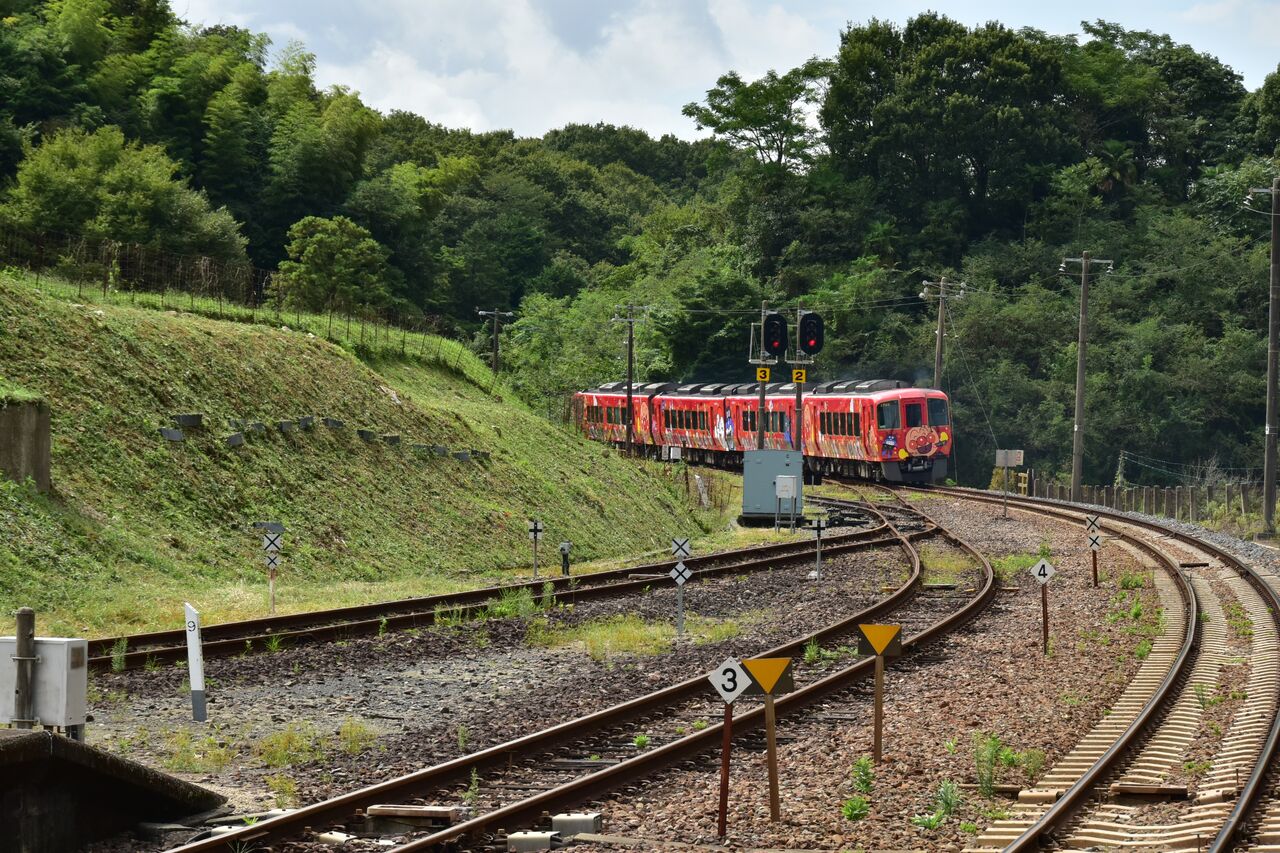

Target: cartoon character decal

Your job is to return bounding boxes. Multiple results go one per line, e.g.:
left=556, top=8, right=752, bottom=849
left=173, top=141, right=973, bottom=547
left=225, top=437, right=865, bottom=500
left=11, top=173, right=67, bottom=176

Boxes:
left=880, top=433, right=897, bottom=459
left=904, top=426, right=939, bottom=457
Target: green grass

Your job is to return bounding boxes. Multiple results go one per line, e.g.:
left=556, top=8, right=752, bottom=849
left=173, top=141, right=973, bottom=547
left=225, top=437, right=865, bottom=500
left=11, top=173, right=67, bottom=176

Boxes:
left=0, top=272, right=721, bottom=635
left=992, top=553, right=1040, bottom=583
left=526, top=612, right=750, bottom=660
left=0, top=377, right=42, bottom=405
left=920, top=544, right=976, bottom=584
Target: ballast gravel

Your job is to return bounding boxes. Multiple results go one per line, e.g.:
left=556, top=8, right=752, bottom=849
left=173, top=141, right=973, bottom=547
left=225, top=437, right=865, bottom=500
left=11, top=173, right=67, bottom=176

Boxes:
left=84, top=495, right=1207, bottom=852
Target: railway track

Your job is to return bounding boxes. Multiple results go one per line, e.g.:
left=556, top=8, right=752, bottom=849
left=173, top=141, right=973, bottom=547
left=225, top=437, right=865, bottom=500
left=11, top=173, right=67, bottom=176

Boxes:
left=91, top=516, right=916, bottom=672
left=916, top=486, right=1280, bottom=853
left=163, top=498, right=995, bottom=852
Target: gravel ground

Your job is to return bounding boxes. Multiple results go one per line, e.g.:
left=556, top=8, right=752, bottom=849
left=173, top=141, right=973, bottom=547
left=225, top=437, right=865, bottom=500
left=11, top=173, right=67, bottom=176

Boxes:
left=574, top=496, right=1162, bottom=852
left=80, top=495, right=1237, bottom=853
left=83, top=527, right=908, bottom=851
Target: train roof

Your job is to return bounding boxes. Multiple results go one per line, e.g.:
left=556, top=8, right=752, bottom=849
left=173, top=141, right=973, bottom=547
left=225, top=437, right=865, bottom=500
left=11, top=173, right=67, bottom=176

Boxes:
left=582, top=379, right=944, bottom=397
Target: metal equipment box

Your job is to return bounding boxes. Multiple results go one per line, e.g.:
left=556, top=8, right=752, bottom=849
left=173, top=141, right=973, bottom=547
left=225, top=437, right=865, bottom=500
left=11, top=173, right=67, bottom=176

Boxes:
left=0, top=637, right=88, bottom=727
left=741, top=449, right=804, bottom=519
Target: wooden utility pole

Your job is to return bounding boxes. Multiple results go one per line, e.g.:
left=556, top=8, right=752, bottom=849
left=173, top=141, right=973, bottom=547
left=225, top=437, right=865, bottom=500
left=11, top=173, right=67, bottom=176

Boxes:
left=920, top=278, right=966, bottom=388
left=612, top=305, right=646, bottom=457
left=476, top=307, right=514, bottom=373
left=14, top=607, right=35, bottom=729
left=1060, top=253, right=1113, bottom=502
left=1253, top=178, right=1280, bottom=534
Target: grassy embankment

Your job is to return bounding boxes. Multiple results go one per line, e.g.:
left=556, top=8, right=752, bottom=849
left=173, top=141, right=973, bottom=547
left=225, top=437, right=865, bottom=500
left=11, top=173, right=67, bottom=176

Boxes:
left=0, top=271, right=748, bottom=635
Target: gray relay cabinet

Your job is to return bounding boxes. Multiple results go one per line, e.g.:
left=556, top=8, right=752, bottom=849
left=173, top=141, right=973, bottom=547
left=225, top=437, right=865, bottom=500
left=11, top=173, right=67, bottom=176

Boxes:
left=740, top=449, right=804, bottom=522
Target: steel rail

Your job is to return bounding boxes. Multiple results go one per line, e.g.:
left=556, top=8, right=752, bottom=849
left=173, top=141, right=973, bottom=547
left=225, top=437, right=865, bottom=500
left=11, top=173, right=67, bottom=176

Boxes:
left=928, top=485, right=1280, bottom=853
left=94, top=520, right=909, bottom=671
left=916, top=481, right=1280, bottom=845
left=166, top=503, right=965, bottom=852
left=389, top=500, right=994, bottom=852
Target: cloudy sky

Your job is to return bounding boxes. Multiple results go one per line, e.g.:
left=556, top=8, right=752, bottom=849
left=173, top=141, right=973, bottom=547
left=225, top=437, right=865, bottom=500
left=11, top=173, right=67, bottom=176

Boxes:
left=174, top=0, right=1280, bottom=139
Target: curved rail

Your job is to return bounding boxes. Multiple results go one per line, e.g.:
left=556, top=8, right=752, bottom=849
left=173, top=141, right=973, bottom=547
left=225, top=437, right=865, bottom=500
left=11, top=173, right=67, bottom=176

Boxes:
left=166, top=501, right=989, bottom=852
left=96, top=520, right=907, bottom=671
left=921, top=485, right=1280, bottom=853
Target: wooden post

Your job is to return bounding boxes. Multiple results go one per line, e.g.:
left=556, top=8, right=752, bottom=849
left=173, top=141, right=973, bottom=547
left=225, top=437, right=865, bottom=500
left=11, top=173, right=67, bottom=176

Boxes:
left=1190, top=487, right=1197, bottom=524
left=718, top=702, right=732, bottom=837
left=1174, top=487, right=1181, bottom=521
left=1241, top=484, right=1248, bottom=519
left=1041, top=585, right=1050, bottom=656
left=764, top=693, right=781, bottom=821
left=1092, top=549, right=1098, bottom=588
left=14, top=607, right=35, bottom=729
left=872, top=654, right=885, bottom=764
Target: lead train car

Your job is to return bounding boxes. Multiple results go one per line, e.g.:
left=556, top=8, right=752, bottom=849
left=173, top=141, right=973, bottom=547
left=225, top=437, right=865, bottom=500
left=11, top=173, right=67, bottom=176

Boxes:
left=573, top=379, right=952, bottom=484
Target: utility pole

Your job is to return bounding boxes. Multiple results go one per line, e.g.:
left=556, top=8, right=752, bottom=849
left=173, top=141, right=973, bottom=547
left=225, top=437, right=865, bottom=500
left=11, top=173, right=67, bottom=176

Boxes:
left=1248, top=178, right=1280, bottom=533
left=920, top=278, right=968, bottom=388
left=611, top=305, right=647, bottom=457
left=475, top=307, right=514, bottom=372
left=1060, top=252, right=1114, bottom=502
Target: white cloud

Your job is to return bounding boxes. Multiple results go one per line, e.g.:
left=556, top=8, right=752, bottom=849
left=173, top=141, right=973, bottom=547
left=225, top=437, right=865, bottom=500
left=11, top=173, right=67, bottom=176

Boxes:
left=304, top=0, right=835, bottom=138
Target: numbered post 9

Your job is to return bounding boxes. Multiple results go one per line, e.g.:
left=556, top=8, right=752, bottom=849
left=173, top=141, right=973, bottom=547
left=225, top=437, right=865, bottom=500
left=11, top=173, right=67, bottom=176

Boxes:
left=183, top=602, right=207, bottom=722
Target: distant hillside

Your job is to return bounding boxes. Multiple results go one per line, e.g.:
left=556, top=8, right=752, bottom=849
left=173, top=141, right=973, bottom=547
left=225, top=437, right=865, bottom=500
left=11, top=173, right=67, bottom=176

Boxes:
left=0, top=275, right=709, bottom=635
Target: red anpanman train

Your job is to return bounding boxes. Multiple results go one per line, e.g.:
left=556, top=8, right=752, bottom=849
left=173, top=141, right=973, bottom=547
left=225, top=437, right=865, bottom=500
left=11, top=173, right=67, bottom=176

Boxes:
left=574, top=379, right=952, bottom=483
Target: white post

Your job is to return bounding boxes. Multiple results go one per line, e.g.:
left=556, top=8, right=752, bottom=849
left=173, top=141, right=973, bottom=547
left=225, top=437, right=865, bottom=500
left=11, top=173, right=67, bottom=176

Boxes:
left=815, top=524, right=823, bottom=581
left=533, top=537, right=539, bottom=579
left=183, top=602, right=207, bottom=722
left=676, top=584, right=684, bottom=637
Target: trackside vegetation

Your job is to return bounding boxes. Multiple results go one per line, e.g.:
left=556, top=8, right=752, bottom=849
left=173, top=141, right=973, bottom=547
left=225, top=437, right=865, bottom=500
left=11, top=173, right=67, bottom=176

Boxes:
left=0, top=276, right=716, bottom=635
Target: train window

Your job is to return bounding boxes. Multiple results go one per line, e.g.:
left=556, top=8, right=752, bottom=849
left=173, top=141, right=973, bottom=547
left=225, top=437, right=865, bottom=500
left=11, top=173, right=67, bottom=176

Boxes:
left=905, top=402, right=923, bottom=428
left=699, top=411, right=708, bottom=431
left=854, top=412, right=861, bottom=435
left=877, top=401, right=900, bottom=430
left=928, top=398, right=949, bottom=426
left=842, top=413, right=851, bottom=435
left=743, top=409, right=756, bottom=433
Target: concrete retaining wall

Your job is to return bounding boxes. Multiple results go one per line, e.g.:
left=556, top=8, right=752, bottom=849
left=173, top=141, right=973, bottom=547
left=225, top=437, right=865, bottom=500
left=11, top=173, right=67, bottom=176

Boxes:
left=0, top=401, right=50, bottom=492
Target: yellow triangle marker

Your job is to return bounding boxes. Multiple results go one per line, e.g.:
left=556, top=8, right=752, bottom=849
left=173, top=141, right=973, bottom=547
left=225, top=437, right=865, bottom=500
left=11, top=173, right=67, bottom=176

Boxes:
left=859, top=624, right=901, bottom=656
left=742, top=658, right=791, bottom=694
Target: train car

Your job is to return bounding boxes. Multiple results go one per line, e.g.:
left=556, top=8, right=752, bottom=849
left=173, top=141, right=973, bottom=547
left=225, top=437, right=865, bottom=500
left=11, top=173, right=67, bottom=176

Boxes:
left=724, top=383, right=796, bottom=453
left=572, top=378, right=952, bottom=484
left=804, top=380, right=951, bottom=483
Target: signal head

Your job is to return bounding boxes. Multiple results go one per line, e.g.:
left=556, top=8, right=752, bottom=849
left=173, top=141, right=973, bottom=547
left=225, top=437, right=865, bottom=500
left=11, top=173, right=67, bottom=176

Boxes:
left=762, top=312, right=788, bottom=357
left=798, top=312, right=824, bottom=356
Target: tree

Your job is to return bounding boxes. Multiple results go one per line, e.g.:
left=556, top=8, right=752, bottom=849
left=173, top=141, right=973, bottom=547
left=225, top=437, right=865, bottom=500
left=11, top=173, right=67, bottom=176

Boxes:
left=0, top=125, right=246, bottom=261
left=683, top=58, right=831, bottom=173
left=276, top=215, right=389, bottom=318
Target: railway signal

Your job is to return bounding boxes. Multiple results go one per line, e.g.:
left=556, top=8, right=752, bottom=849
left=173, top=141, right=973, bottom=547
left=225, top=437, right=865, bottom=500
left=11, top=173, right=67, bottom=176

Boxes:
left=742, top=657, right=793, bottom=821
left=1032, top=558, right=1056, bottom=656
left=808, top=515, right=829, bottom=581
left=1085, top=515, right=1101, bottom=587
left=256, top=523, right=284, bottom=614
left=797, top=311, right=824, bottom=355
left=670, top=543, right=693, bottom=636
left=762, top=312, right=787, bottom=357
left=528, top=519, right=544, bottom=578
left=857, top=624, right=902, bottom=763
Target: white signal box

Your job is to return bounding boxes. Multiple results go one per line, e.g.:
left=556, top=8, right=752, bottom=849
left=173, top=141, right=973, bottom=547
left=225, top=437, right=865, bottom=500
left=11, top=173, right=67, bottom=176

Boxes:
left=0, top=637, right=88, bottom=727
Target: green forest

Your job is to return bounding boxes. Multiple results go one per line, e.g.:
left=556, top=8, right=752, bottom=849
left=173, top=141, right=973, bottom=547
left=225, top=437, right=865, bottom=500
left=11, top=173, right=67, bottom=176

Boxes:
left=2, top=0, right=1279, bottom=486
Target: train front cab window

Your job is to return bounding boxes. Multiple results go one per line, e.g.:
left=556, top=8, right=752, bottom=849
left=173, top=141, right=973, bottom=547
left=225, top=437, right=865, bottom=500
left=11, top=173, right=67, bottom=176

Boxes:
left=928, top=398, right=949, bottom=427
left=905, top=401, right=923, bottom=428
left=877, top=401, right=900, bottom=430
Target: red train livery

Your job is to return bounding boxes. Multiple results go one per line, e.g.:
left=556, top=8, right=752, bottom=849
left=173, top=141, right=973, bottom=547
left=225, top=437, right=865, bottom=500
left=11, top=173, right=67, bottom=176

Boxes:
left=574, top=379, right=952, bottom=484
